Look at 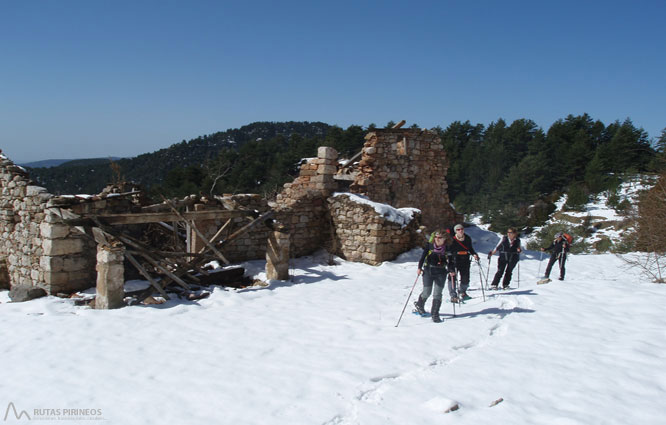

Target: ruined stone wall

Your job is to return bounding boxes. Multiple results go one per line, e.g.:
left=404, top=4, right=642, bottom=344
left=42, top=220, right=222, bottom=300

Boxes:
left=0, top=155, right=97, bottom=294
left=273, top=147, right=339, bottom=258
left=327, top=193, right=421, bottom=265
left=349, top=129, right=456, bottom=232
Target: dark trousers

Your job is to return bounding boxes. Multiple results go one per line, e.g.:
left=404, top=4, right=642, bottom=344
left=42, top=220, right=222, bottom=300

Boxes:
left=545, top=253, right=566, bottom=279
left=491, top=254, right=519, bottom=288
left=456, top=259, right=471, bottom=294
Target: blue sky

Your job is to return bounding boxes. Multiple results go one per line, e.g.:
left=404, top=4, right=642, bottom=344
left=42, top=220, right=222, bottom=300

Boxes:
left=1, top=0, right=664, bottom=163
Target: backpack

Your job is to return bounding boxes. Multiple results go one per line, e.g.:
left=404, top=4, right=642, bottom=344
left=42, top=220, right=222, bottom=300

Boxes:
left=562, top=233, right=573, bottom=244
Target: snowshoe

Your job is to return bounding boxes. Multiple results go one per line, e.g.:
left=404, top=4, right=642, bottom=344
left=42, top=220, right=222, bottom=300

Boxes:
left=412, top=309, right=430, bottom=317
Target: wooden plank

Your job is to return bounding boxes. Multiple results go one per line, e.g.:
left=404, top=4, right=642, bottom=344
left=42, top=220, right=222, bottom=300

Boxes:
left=197, top=218, right=233, bottom=254
left=218, top=211, right=275, bottom=248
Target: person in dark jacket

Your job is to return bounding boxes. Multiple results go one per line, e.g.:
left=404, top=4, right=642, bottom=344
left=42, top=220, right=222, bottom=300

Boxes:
left=415, top=229, right=456, bottom=323
left=449, top=223, right=480, bottom=300
left=488, top=227, right=522, bottom=289
left=541, top=232, right=570, bottom=280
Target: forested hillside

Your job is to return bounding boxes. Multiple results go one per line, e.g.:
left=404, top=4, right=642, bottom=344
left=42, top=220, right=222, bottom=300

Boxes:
left=27, top=121, right=334, bottom=195
left=27, top=116, right=664, bottom=232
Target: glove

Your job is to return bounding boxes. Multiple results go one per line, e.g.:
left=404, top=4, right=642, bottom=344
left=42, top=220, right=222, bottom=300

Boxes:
left=487, top=252, right=492, bottom=260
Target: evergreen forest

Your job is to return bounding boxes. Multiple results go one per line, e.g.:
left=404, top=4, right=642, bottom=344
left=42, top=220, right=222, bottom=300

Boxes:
left=27, top=115, right=665, bottom=232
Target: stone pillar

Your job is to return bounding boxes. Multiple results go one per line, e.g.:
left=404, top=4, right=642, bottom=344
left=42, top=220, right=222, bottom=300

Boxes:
left=266, top=230, right=290, bottom=280
left=95, top=243, right=125, bottom=309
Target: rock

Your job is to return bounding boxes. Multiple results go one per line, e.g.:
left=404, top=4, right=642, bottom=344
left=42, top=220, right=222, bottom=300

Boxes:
left=9, top=284, right=47, bottom=302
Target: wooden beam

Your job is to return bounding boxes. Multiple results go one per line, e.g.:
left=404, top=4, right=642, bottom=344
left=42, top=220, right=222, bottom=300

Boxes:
left=64, top=210, right=248, bottom=226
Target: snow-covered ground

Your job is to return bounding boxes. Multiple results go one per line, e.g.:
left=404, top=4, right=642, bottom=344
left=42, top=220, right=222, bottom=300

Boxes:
left=2, top=224, right=665, bottom=424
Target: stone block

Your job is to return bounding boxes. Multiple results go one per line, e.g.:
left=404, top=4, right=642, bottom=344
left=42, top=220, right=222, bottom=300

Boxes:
left=317, top=146, right=338, bottom=160
left=64, top=256, right=91, bottom=271
left=26, top=185, right=48, bottom=196
left=316, top=164, right=337, bottom=175
left=9, top=284, right=47, bottom=302
left=43, top=238, right=85, bottom=256
left=40, top=256, right=65, bottom=272
left=40, top=222, right=70, bottom=239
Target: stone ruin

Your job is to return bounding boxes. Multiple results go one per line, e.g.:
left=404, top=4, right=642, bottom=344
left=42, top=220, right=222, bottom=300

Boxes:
left=0, top=126, right=458, bottom=306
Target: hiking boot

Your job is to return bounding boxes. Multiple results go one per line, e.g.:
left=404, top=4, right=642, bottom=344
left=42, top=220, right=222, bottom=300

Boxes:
left=450, top=296, right=459, bottom=303
left=502, top=286, right=510, bottom=290
left=558, top=277, right=564, bottom=281
left=490, top=285, right=498, bottom=290
left=431, top=299, right=442, bottom=323
left=460, top=292, right=472, bottom=301
left=413, top=295, right=426, bottom=315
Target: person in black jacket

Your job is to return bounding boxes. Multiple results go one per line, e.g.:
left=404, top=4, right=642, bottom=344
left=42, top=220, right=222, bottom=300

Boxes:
left=541, top=232, right=570, bottom=280
left=415, top=229, right=456, bottom=323
left=488, top=227, right=522, bottom=289
left=449, top=223, right=480, bottom=300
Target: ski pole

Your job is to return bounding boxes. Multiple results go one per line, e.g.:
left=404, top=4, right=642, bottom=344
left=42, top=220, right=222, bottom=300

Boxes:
left=395, top=275, right=420, bottom=327
left=476, top=260, right=486, bottom=302
left=486, top=257, right=492, bottom=290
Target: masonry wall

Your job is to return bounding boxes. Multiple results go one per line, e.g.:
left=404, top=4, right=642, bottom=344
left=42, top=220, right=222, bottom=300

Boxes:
left=0, top=155, right=96, bottom=294
left=349, top=128, right=457, bottom=232
left=273, top=147, right=339, bottom=258
left=327, top=194, right=421, bottom=265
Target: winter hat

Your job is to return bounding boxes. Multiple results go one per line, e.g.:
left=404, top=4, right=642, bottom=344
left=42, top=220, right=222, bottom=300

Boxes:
left=555, top=232, right=563, bottom=238
left=454, top=224, right=464, bottom=231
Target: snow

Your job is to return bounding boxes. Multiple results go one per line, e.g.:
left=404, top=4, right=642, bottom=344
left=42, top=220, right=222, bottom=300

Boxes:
left=2, top=226, right=665, bottom=424
left=333, top=192, right=419, bottom=228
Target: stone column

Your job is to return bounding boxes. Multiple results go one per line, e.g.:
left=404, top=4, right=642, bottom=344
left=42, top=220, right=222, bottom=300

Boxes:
left=266, top=230, right=290, bottom=280
left=95, top=243, right=125, bottom=309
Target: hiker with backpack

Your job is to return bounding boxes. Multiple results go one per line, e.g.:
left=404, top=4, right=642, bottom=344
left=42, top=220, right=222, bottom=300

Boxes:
left=541, top=232, right=571, bottom=281
left=488, top=227, right=522, bottom=289
left=449, top=223, right=480, bottom=300
left=415, top=229, right=456, bottom=323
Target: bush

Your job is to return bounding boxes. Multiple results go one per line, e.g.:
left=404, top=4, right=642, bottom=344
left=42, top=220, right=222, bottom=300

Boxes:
left=564, top=184, right=589, bottom=211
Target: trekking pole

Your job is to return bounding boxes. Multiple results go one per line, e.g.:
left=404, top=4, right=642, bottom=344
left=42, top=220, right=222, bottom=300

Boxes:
left=486, top=257, right=492, bottom=290
left=449, top=275, right=460, bottom=317
left=537, top=250, right=544, bottom=277
left=517, top=254, right=520, bottom=288
left=476, top=260, right=486, bottom=302
left=395, top=275, right=420, bottom=327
